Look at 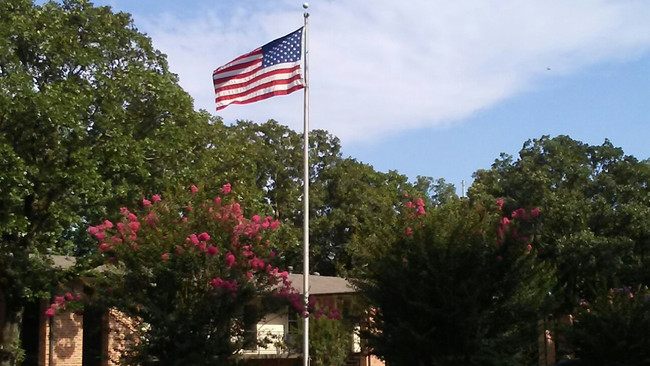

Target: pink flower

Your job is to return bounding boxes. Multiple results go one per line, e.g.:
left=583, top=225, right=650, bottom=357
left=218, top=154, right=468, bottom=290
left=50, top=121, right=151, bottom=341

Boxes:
left=45, top=307, right=55, bottom=317
left=98, top=243, right=110, bottom=252
left=65, top=292, right=74, bottom=301
left=103, top=220, right=114, bottom=229
left=416, top=206, right=426, bottom=215
left=415, top=197, right=424, bottom=207
left=405, top=227, right=413, bottom=235
left=214, top=196, right=221, bottom=206
left=221, top=182, right=231, bottom=194
left=55, top=296, right=65, bottom=306
left=246, top=272, right=253, bottom=278
left=526, top=243, right=532, bottom=251
left=251, top=214, right=261, bottom=223
left=161, top=253, right=169, bottom=260
left=181, top=217, right=188, bottom=222
left=185, top=205, right=193, bottom=211
left=128, top=213, right=138, bottom=222
left=206, top=245, right=218, bottom=256
left=93, top=231, right=105, bottom=242
left=269, top=220, right=280, bottom=230
left=500, top=217, right=510, bottom=225
left=151, top=194, right=162, bottom=203
left=225, top=252, right=235, bottom=268
left=87, top=226, right=100, bottom=235
left=198, top=232, right=210, bottom=242
left=142, top=198, right=151, bottom=206
left=128, top=221, right=140, bottom=232
left=530, top=207, right=540, bottom=217
left=511, top=208, right=526, bottom=219
left=146, top=211, right=158, bottom=226
left=187, top=234, right=199, bottom=245
left=190, top=185, right=199, bottom=194
left=495, top=198, right=504, bottom=210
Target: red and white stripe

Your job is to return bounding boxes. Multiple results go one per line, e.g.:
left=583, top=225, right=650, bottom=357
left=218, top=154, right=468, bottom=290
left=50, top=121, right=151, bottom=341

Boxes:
left=213, top=48, right=304, bottom=110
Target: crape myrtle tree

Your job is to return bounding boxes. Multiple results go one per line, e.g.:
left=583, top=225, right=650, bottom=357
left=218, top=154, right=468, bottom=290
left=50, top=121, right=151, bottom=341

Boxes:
left=468, top=135, right=650, bottom=358
left=358, top=195, right=553, bottom=366
left=0, top=0, right=218, bottom=363
left=49, top=184, right=297, bottom=365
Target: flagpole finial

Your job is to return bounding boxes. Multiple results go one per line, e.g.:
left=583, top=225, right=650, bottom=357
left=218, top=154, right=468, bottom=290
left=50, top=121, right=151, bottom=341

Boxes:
left=303, top=2, right=309, bottom=9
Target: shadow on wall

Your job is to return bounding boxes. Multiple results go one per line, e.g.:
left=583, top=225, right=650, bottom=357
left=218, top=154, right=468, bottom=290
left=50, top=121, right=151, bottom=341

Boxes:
left=53, top=313, right=81, bottom=360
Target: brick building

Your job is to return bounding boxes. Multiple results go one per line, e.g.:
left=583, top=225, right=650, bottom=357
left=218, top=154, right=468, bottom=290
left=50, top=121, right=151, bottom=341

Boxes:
left=12, top=257, right=383, bottom=366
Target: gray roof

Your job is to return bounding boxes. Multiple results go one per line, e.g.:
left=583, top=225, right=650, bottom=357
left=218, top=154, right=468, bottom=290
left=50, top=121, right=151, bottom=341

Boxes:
left=50, top=255, right=76, bottom=269
left=47, top=256, right=356, bottom=295
left=286, top=274, right=356, bottom=295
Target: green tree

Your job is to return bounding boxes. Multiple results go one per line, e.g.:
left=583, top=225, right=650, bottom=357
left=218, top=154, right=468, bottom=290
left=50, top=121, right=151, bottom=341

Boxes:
left=359, top=197, right=552, bottom=366
left=0, top=1, right=216, bottom=363
left=469, top=136, right=650, bottom=312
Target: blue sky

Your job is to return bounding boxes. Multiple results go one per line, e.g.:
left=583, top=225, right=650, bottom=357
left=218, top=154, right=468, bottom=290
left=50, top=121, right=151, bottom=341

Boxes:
left=62, top=0, right=650, bottom=192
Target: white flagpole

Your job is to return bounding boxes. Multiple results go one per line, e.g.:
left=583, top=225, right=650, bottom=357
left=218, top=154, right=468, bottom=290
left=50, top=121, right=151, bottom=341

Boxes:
left=301, top=3, right=310, bottom=366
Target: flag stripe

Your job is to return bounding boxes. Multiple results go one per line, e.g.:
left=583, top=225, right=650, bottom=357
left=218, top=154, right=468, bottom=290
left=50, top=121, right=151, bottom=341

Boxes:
left=216, top=81, right=304, bottom=110
left=214, top=64, right=301, bottom=92
left=213, top=28, right=304, bottom=110
left=212, top=55, right=263, bottom=82
left=215, top=72, right=304, bottom=103
left=215, top=73, right=303, bottom=107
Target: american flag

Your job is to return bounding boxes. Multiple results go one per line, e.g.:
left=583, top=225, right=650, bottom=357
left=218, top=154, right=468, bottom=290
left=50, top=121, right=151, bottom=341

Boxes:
left=213, top=28, right=304, bottom=110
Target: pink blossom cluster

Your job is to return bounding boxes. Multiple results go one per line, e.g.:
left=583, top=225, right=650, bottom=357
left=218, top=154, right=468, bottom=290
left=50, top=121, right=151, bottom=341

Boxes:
left=87, top=183, right=295, bottom=305
left=405, top=197, right=426, bottom=216
left=495, top=205, right=540, bottom=249
left=403, top=196, right=427, bottom=236
left=45, top=292, right=81, bottom=317
left=210, top=277, right=238, bottom=296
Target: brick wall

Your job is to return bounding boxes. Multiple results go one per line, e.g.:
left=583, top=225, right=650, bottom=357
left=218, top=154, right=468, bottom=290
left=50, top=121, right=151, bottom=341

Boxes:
left=105, top=308, right=139, bottom=366
left=42, top=309, right=84, bottom=366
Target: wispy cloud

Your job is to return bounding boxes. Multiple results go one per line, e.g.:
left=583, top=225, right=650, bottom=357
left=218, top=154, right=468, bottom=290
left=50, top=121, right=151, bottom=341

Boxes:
left=133, top=0, right=650, bottom=142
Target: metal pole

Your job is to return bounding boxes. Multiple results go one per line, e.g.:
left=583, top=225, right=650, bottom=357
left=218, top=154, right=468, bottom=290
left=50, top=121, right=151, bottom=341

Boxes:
left=301, top=3, right=310, bottom=366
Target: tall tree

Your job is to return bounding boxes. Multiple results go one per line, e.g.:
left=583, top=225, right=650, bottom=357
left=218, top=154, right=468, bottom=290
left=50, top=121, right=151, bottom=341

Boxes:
left=469, top=135, right=650, bottom=361
left=0, top=1, right=216, bottom=363
left=469, top=135, right=650, bottom=311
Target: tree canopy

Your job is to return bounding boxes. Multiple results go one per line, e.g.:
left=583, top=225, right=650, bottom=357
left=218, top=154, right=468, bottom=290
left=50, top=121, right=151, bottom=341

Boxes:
left=0, top=0, right=216, bottom=362
left=469, top=135, right=650, bottom=311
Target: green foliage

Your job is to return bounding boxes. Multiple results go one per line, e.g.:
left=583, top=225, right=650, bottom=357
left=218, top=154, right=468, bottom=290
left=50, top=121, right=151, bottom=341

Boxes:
left=289, top=299, right=357, bottom=366
left=79, top=186, right=293, bottom=365
left=0, top=0, right=215, bottom=361
left=470, top=135, right=650, bottom=312
left=568, top=286, right=650, bottom=366
left=308, top=315, right=353, bottom=366
left=359, top=198, right=553, bottom=366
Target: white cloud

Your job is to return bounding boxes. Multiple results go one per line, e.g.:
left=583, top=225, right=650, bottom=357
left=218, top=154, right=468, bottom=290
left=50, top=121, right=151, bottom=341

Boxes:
left=134, top=0, right=650, bottom=142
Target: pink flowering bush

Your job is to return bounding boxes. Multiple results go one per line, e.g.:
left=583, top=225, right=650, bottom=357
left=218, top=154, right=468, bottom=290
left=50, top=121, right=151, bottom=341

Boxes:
left=86, top=183, right=297, bottom=365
